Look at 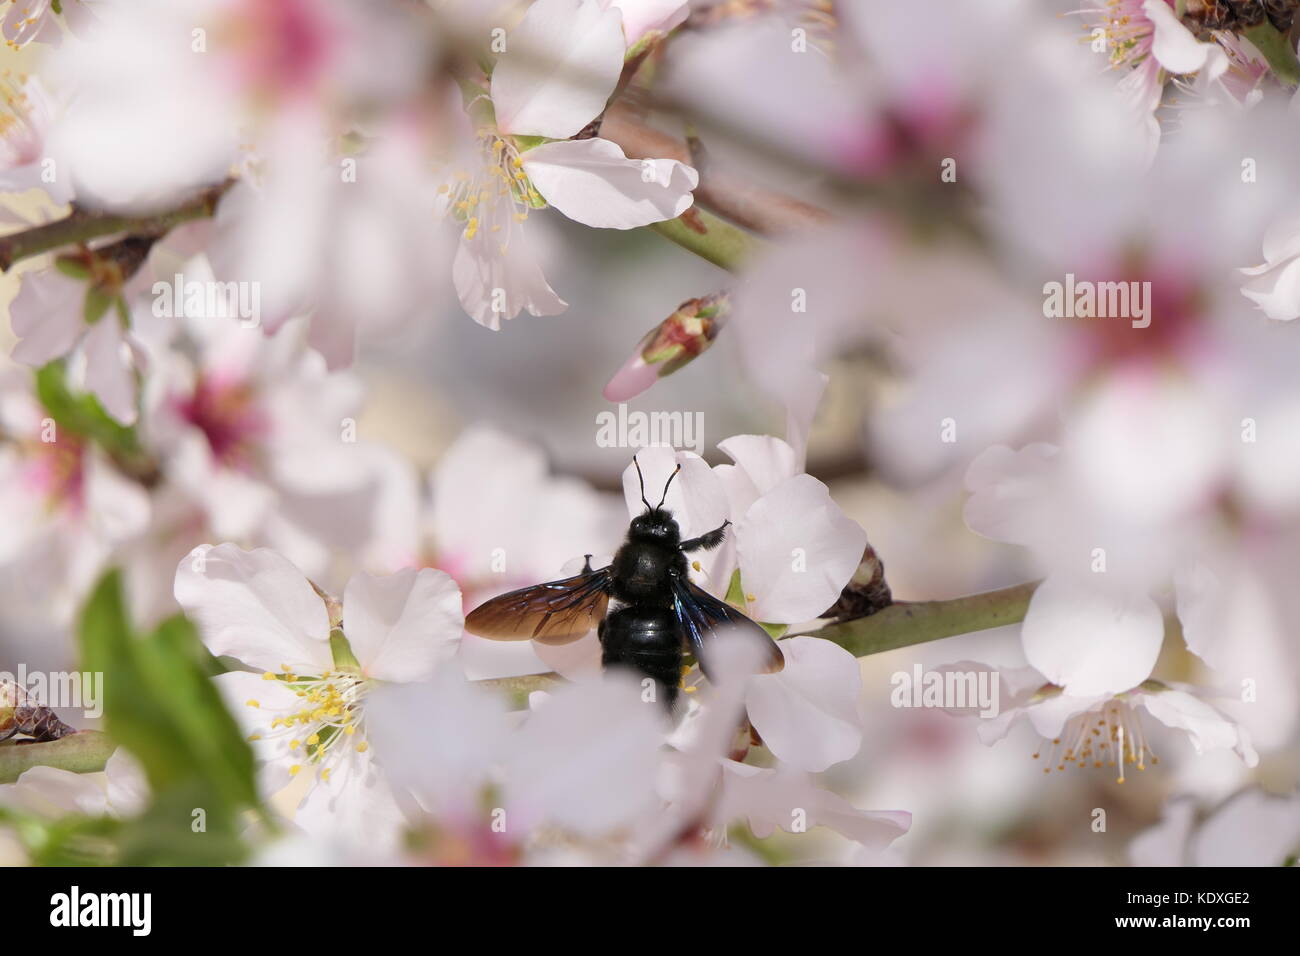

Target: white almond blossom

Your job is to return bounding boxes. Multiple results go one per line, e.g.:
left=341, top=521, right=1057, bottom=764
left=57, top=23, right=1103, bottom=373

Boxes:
left=442, top=0, right=698, bottom=327
left=174, top=543, right=464, bottom=849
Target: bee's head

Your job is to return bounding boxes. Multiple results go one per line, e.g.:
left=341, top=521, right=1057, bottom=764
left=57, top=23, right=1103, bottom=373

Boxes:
left=630, top=507, right=681, bottom=545
left=631, top=455, right=683, bottom=546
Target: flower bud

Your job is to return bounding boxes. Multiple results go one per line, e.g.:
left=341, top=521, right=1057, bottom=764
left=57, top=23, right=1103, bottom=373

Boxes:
left=602, top=292, right=729, bottom=401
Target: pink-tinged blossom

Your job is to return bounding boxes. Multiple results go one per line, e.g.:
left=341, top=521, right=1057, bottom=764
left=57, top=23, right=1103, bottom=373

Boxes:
left=0, top=362, right=150, bottom=622
left=140, top=284, right=418, bottom=580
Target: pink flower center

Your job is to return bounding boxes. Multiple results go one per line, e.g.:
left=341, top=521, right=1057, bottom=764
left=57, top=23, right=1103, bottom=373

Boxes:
left=175, top=376, right=267, bottom=472
left=23, top=431, right=86, bottom=516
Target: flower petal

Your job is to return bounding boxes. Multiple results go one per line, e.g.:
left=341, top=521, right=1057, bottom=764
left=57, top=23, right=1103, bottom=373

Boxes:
left=490, top=0, right=625, bottom=139
left=79, top=315, right=138, bottom=425
left=505, top=673, right=666, bottom=837
left=174, top=544, right=333, bottom=674
left=745, top=636, right=862, bottom=771
left=735, top=474, right=867, bottom=623
left=1137, top=688, right=1257, bottom=766
left=522, top=138, right=697, bottom=229
left=10, top=270, right=85, bottom=366
left=342, top=568, right=464, bottom=682
left=716, top=761, right=909, bottom=848
left=452, top=223, right=567, bottom=330
left=1144, top=0, right=1211, bottom=74
left=1020, top=575, right=1163, bottom=697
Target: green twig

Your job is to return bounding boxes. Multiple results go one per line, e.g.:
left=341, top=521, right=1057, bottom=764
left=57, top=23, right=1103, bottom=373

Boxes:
left=648, top=208, right=762, bottom=272
left=815, top=582, right=1040, bottom=658
left=0, top=731, right=113, bottom=784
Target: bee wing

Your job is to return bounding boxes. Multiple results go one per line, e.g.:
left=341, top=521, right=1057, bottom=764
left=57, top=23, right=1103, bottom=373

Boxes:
left=669, top=575, right=784, bottom=677
left=465, top=568, right=611, bottom=645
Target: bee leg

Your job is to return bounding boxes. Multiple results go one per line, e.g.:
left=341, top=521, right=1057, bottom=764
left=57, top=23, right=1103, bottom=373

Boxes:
left=581, top=553, right=594, bottom=574
left=680, top=520, right=730, bottom=554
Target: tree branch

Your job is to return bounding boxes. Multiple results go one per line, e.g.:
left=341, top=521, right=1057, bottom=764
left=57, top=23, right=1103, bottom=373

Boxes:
left=814, top=582, right=1040, bottom=657
left=0, top=731, right=113, bottom=783
left=649, top=207, right=760, bottom=271
left=0, top=182, right=231, bottom=273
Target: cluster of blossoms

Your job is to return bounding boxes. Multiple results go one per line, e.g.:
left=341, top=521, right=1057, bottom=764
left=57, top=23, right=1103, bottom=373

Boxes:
left=0, top=0, right=1298, bottom=868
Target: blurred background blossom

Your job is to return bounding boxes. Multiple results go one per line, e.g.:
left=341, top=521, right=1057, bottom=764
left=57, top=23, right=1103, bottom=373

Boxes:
left=0, top=0, right=1296, bottom=867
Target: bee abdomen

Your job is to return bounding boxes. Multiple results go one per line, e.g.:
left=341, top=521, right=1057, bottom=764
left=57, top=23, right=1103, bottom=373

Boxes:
left=0, top=679, right=77, bottom=742
left=599, top=607, right=682, bottom=708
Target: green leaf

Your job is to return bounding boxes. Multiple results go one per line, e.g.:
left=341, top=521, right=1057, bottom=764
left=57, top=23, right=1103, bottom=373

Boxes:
left=34, top=361, right=148, bottom=471
left=53, top=255, right=90, bottom=280
left=77, top=571, right=264, bottom=864
left=83, top=285, right=114, bottom=324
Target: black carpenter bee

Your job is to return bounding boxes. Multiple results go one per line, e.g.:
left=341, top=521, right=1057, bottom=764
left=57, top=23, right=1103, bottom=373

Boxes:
left=465, top=456, right=784, bottom=706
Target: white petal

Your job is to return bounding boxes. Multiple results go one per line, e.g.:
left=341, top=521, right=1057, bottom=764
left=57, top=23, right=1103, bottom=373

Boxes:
left=452, top=224, right=566, bottom=329
left=213, top=670, right=301, bottom=797
left=1020, top=575, right=1163, bottom=696
left=1144, top=0, right=1211, bottom=74
left=1137, top=688, right=1256, bottom=765
left=716, top=762, right=909, bottom=848
left=9, top=270, right=85, bottom=366
left=0, top=765, right=110, bottom=816
left=505, top=673, right=665, bottom=837
left=80, top=316, right=138, bottom=425
left=1241, top=255, right=1300, bottom=321
left=342, top=568, right=464, bottom=683
left=716, top=434, right=800, bottom=500
left=734, top=474, right=867, bottom=623
left=522, top=138, right=697, bottom=229
left=173, top=544, right=333, bottom=674
left=745, top=636, right=862, bottom=772
left=602, top=0, right=688, bottom=46
left=962, top=443, right=1060, bottom=548
left=366, top=670, right=513, bottom=818
left=82, top=449, right=151, bottom=543
left=490, top=0, right=625, bottom=139
left=103, top=749, right=149, bottom=817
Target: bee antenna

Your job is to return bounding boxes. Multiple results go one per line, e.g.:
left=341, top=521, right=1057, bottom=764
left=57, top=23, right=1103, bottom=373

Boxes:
left=633, top=454, right=652, bottom=512
left=658, top=463, right=682, bottom=509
